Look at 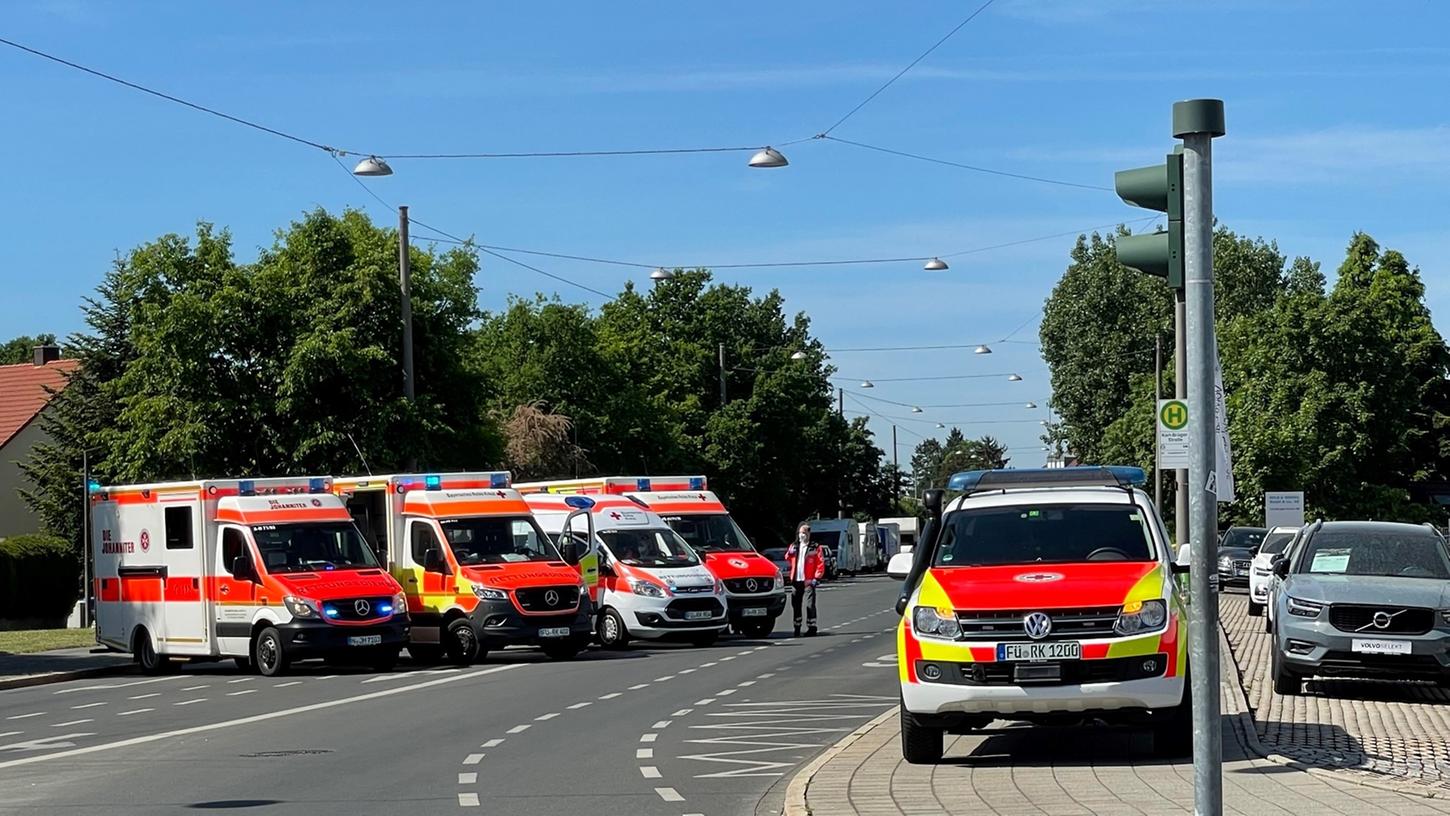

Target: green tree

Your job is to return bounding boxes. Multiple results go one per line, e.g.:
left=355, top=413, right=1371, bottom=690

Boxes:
left=0, top=333, right=57, bottom=365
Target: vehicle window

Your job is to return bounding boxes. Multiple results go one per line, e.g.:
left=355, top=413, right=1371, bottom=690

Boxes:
left=252, top=522, right=380, bottom=572
left=934, top=503, right=1156, bottom=566
left=411, top=520, right=439, bottom=565
left=808, top=532, right=838, bottom=552
left=663, top=514, right=754, bottom=552
left=761, top=548, right=787, bottom=560
left=165, top=506, right=194, bottom=550
left=1298, top=529, right=1450, bottom=579
left=220, top=527, right=246, bottom=574
left=1259, top=531, right=1294, bottom=556
left=598, top=528, right=700, bottom=567
left=1222, top=528, right=1266, bottom=550
left=441, top=516, right=561, bottom=565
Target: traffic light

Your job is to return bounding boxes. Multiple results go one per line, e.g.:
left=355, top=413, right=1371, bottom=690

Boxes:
left=1114, top=149, right=1183, bottom=289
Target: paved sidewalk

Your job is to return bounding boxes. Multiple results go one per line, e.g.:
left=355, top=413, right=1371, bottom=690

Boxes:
left=0, top=646, right=133, bottom=690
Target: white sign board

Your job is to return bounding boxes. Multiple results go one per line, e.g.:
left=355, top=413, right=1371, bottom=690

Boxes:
left=1157, top=399, right=1190, bottom=470
left=1212, top=339, right=1236, bottom=503
left=1265, top=491, right=1305, bottom=528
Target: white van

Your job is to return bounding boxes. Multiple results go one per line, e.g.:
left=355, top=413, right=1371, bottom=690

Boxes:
left=524, top=493, right=729, bottom=648
left=807, top=519, right=860, bottom=577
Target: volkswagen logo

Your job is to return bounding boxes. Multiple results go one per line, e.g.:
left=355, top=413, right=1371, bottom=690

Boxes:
left=1023, top=612, right=1053, bottom=640
left=544, top=590, right=561, bottom=608
left=354, top=599, right=371, bottom=617
left=745, top=578, right=758, bottom=593
left=1372, top=610, right=1393, bottom=629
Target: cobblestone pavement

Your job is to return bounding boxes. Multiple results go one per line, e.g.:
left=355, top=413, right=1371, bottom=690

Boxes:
left=1221, top=590, right=1450, bottom=791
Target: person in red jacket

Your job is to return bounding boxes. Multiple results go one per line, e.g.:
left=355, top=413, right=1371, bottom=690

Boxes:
left=785, top=523, right=825, bottom=637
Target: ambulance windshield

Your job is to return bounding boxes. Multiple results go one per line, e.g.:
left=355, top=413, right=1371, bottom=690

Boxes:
left=662, top=514, right=754, bottom=552
left=600, top=528, right=701, bottom=568
left=252, top=522, right=381, bottom=573
left=933, top=504, right=1156, bottom=567
left=440, top=516, right=562, bottom=565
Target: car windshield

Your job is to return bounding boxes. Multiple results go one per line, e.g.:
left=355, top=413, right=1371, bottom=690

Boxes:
left=441, top=516, right=560, bottom=565
left=934, top=503, right=1157, bottom=566
left=1222, top=528, right=1266, bottom=550
left=663, top=514, right=754, bottom=552
left=600, top=528, right=701, bottom=567
left=762, top=548, right=787, bottom=561
left=808, top=531, right=840, bottom=553
left=1259, top=531, right=1295, bottom=556
left=1298, top=529, right=1450, bottom=579
left=252, top=522, right=380, bottom=573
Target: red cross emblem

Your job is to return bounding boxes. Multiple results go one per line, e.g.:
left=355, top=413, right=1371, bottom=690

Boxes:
left=609, top=511, right=622, bottom=520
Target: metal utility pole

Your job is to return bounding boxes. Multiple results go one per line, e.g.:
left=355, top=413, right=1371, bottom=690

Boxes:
left=1175, top=291, right=1188, bottom=550
left=1177, top=98, right=1226, bottom=816
left=718, top=343, right=728, bottom=405
left=838, top=387, right=844, bottom=416
left=1154, top=332, right=1163, bottom=511
left=80, top=448, right=89, bottom=629
left=893, top=424, right=900, bottom=500
left=398, top=206, right=416, bottom=471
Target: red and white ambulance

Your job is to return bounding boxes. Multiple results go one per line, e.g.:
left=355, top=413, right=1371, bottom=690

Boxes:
left=334, top=472, right=593, bottom=665
left=516, top=476, right=786, bottom=637
left=91, top=476, right=410, bottom=677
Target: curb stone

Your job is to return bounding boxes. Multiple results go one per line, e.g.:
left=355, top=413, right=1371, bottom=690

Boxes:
left=784, top=708, right=896, bottom=816
left=0, top=664, right=134, bottom=691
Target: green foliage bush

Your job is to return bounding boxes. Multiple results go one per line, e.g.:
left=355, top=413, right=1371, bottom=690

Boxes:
left=0, top=534, right=79, bottom=621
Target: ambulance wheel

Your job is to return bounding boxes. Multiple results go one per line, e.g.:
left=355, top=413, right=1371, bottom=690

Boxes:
left=369, top=648, right=401, bottom=673
left=900, top=700, right=944, bottom=765
left=233, top=656, right=254, bottom=673
left=407, top=644, right=442, bottom=664
left=689, top=630, right=720, bottom=647
left=135, top=628, right=172, bottom=675
left=540, top=639, right=582, bottom=660
left=741, top=619, right=775, bottom=639
left=597, top=608, right=630, bottom=650
left=445, top=619, right=483, bottom=666
left=254, top=627, right=290, bottom=677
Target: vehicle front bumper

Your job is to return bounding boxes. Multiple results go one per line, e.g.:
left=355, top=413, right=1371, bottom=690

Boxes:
left=1278, top=617, right=1450, bottom=678
left=1217, top=565, right=1251, bottom=587
left=1249, top=572, right=1272, bottom=603
left=470, top=597, right=595, bottom=647
left=628, top=595, right=729, bottom=638
left=725, top=592, right=787, bottom=623
left=901, top=670, right=1183, bottom=716
left=276, top=616, right=410, bottom=657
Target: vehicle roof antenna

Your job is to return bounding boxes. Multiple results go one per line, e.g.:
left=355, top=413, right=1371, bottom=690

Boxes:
left=347, top=433, right=373, bottom=477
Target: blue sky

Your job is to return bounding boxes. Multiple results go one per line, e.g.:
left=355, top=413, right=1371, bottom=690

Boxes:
left=3, top=1, right=1447, bottom=467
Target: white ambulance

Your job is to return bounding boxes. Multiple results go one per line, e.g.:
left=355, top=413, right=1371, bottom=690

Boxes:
left=521, top=491, right=729, bottom=648
left=91, top=476, right=409, bottom=676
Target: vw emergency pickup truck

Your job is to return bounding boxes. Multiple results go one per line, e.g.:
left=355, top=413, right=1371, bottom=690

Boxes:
left=888, top=466, right=1191, bottom=763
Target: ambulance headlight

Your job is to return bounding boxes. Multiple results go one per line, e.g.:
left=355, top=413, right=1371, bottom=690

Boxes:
left=912, top=606, right=960, bottom=639
left=471, top=585, right=508, bottom=601
left=628, top=578, right=668, bottom=598
left=1115, top=600, right=1167, bottom=635
left=284, top=596, right=319, bottom=619
left=387, top=592, right=407, bottom=616
left=713, top=579, right=726, bottom=596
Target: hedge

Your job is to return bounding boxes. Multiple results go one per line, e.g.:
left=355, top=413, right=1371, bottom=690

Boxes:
left=0, top=534, right=80, bottom=621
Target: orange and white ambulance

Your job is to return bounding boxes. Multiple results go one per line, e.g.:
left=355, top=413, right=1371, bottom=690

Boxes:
left=91, top=476, right=410, bottom=677
left=520, top=490, right=729, bottom=648
left=516, top=476, right=786, bottom=637
left=335, top=472, right=593, bottom=665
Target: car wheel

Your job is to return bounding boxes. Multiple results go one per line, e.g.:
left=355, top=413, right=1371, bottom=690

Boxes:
left=232, top=656, right=255, bottom=673
left=900, top=700, right=944, bottom=764
left=135, top=628, right=172, bottom=676
left=370, top=648, right=401, bottom=673
left=1248, top=600, right=1263, bottom=617
left=1152, top=671, right=1193, bottom=757
left=741, top=619, right=775, bottom=639
left=445, top=618, right=483, bottom=666
left=689, top=630, right=720, bottom=648
left=1271, top=644, right=1301, bottom=696
left=597, top=607, right=630, bottom=650
left=254, top=627, right=289, bottom=677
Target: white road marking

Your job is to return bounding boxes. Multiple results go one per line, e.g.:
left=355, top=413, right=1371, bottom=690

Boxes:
left=718, top=656, right=735, bottom=662
left=458, top=792, right=479, bottom=807
left=655, top=787, right=684, bottom=802
left=362, top=673, right=412, bottom=684
left=756, top=673, right=775, bottom=679
left=458, top=772, right=476, bottom=784
left=671, top=709, right=693, bottom=717
left=53, top=676, right=181, bottom=695
left=181, top=685, right=209, bottom=692
left=315, top=675, right=338, bottom=680
left=567, top=702, right=591, bottom=710
left=463, top=753, right=484, bottom=765
left=695, top=698, right=715, bottom=706
left=535, top=712, right=559, bottom=721
left=599, top=692, right=621, bottom=700
left=0, top=732, right=20, bottom=739
left=226, top=690, right=256, bottom=697
left=126, top=693, right=160, bottom=700
left=116, top=709, right=152, bottom=717
left=640, top=765, right=661, bottom=778
left=482, top=738, right=504, bottom=748
left=654, top=675, right=675, bottom=682
left=0, top=733, right=93, bottom=752
left=653, top=720, right=672, bottom=729
left=507, top=724, right=531, bottom=734
left=174, top=699, right=206, bottom=706
left=636, top=748, right=654, bottom=759
left=225, top=678, right=252, bottom=684
left=629, top=683, right=649, bottom=690
left=699, top=662, right=717, bottom=668
left=717, top=689, right=737, bottom=696
left=51, top=719, right=92, bottom=727
left=70, top=702, right=106, bottom=710
left=753, top=645, right=769, bottom=651
left=736, top=650, right=754, bottom=656
left=640, top=733, right=658, bottom=743
left=5, top=713, right=44, bottom=721
left=0, top=664, right=523, bottom=770
left=273, top=681, right=302, bottom=688
left=737, top=681, right=756, bottom=687
left=678, top=668, right=696, bottom=674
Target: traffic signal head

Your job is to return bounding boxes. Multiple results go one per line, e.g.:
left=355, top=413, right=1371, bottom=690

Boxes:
left=1114, top=152, right=1184, bottom=289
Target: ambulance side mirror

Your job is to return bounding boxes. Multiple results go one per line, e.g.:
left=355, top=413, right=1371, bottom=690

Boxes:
left=558, top=538, right=581, bottom=566
left=231, top=555, right=255, bottom=582
left=423, top=548, right=448, bottom=573
left=886, top=552, right=913, bottom=581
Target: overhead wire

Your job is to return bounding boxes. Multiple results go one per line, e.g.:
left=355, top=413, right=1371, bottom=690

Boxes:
left=817, top=135, right=1112, bottom=192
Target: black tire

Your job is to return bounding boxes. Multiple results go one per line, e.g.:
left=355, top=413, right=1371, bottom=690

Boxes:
left=445, top=618, right=483, bottom=666
left=1271, top=645, right=1301, bottom=696
left=597, top=607, right=630, bottom=650
left=135, top=628, right=171, bottom=675
left=741, top=618, right=775, bottom=639
left=540, top=638, right=583, bottom=660
left=369, top=648, right=401, bottom=673
left=1264, top=610, right=1274, bottom=633
left=254, top=626, right=289, bottom=677
left=408, top=643, right=443, bottom=664
left=900, top=704, right=945, bottom=765
left=689, top=630, right=720, bottom=648
left=232, top=656, right=254, bottom=673
left=1152, top=674, right=1193, bottom=757
left=1247, top=600, right=1263, bottom=617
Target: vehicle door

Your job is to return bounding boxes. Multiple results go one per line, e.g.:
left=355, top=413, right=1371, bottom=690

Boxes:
left=159, top=501, right=208, bottom=653
left=558, top=509, right=599, bottom=603
left=406, top=518, right=454, bottom=618
left=213, top=524, right=259, bottom=656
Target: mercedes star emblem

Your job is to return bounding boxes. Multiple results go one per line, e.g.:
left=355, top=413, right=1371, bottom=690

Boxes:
left=544, top=589, right=560, bottom=607
left=745, top=578, right=758, bottom=593
left=354, top=599, right=371, bottom=616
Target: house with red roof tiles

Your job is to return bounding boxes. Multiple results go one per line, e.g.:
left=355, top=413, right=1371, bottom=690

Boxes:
left=0, top=346, right=78, bottom=537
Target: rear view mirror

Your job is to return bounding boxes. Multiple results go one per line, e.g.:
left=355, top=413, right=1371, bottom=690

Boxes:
left=558, top=538, right=580, bottom=565
left=424, top=547, right=447, bottom=573
left=886, top=552, right=913, bottom=581
left=231, top=555, right=254, bottom=582
left=1175, top=543, right=1191, bottom=566
left=1274, top=558, right=1290, bottom=578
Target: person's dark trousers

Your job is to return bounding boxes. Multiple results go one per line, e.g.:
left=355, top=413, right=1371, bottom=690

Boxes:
left=791, top=580, right=817, bottom=633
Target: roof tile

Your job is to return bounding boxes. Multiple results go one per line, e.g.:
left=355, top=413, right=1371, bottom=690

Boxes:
left=0, top=359, right=80, bottom=449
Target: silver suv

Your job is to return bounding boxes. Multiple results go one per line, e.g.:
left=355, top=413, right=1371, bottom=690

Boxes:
left=1271, top=520, right=1450, bottom=695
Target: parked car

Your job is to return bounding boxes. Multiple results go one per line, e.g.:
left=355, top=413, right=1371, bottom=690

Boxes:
left=1248, top=526, right=1300, bottom=617
left=1270, top=520, right=1450, bottom=695
left=1265, top=526, right=1311, bottom=634
left=761, top=547, right=791, bottom=578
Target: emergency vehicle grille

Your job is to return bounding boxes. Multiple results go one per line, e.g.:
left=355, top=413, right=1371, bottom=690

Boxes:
left=666, top=598, right=724, bottom=617
left=725, top=577, right=774, bottom=594
left=515, top=586, right=581, bottom=612
left=954, top=606, right=1121, bottom=641
left=674, top=584, right=715, bottom=595
left=1328, top=605, right=1434, bottom=635
left=324, top=597, right=394, bottom=622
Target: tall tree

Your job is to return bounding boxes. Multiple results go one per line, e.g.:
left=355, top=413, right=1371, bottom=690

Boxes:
left=0, top=333, right=58, bottom=365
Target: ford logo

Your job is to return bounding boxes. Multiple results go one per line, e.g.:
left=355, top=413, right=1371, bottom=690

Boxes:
left=1014, top=572, right=1064, bottom=583
left=544, top=590, right=560, bottom=607
left=1023, top=612, right=1053, bottom=640
left=354, top=599, right=371, bottom=616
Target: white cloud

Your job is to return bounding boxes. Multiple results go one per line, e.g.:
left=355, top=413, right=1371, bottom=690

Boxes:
left=1218, top=125, right=1450, bottom=185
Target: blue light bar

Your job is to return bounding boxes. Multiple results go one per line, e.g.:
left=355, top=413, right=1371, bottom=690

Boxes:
left=947, top=466, right=1148, bottom=493
left=377, top=602, right=394, bottom=615
left=308, top=477, right=326, bottom=493
left=239, top=480, right=256, bottom=497
left=323, top=605, right=339, bottom=618
left=564, top=495, right=596, bottom=510
left=490, top=472, right=510, bottom=489
left=688, top=477, right=706, bottom=490
left=425, top=474, right=442, bottom=490
left=636, top=478, right=652, bottom=491
left=87, top=480, right=102, bottom=493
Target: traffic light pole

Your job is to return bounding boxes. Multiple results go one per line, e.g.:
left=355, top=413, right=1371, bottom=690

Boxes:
left=1175, top=290, right=1188, bottom=552
left=1177, top=99, right=1226, bottom=816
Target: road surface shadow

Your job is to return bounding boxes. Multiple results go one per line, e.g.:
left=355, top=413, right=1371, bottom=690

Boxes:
left=937, top=714, right=1263, bottom=768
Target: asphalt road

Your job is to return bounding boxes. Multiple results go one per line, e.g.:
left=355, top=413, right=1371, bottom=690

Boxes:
left=0, top=575, right=899, bottom=816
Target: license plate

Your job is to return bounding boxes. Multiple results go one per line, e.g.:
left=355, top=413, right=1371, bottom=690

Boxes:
left=997, top=641, right=1081, bottom=661
left=1353, top=638, right=1411, bottom=655
left=684, top=610, right=715, bottom=621
left=741, top=607, right=768, bottom=617
left=348, top=635, right=382, bottom=647
left=538, top=627, right=571, bottom=638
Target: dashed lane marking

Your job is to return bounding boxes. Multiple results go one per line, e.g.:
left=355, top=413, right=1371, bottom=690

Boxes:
left=567, top=702, right=592, bottom=710
left=51, top=719, right=92, bottom=727
left=482, top=738, right=504, bottom=748
left=126, top=693, right=160, bottom=700
left=225, top=678, right=252, bottom=684
left=53, top=677, right=180, bottom=695
left=116, top=709, right=152, bottom=717
left=654, top=675, right=675, bottom=682
left=463, top=753, right=484, bottom=765
left=654, top=787, right=684, bottom=803
left=629, top=683, right=650, bottom=690
left=640, top=765, right=661, bottom=778
left=535, top=712, right=559, bottom=721
left=507, top=724, right=531, bottom=734
left=69, top=702, right=106, bottom=710
left=174, top=698, right=206, bottom=706
left=717, top=689, right=737, bottom=696
left=274, top=681, right=302, bottom=688
left=636, top=748, right=653, bottom=759
left=653, top=720, right=672, bottom=729
left=599, top=692, right=622, bottom=700
left=181, top=685, right=209, bottom=692
left=458, top=792, right=479, bottom=807
left=671, top=709, right=693, bottom=717
left=226, top=690, right=256, bottom=697
left=0, top=732, right=20, bottom=739
left=640, top=733, right=658, bottom=743
left=695, top=698, right=715, bottom=706
left=458, top=772, right=476, bottom=784
left=7, top=712, right=45, bottom=721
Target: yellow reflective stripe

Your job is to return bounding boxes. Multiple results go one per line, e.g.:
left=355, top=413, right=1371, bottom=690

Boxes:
left=1104, top=633, right=1164, bottom=658
left=914, top=571, right=949, bottom=608
left=1123, top=564, right=1165, bottom=605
